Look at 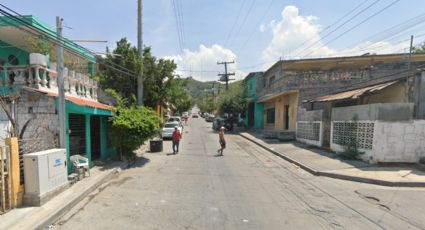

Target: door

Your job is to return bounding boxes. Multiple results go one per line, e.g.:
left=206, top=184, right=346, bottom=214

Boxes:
left=248, top=103, right=254, bottom=127
left=284, top=105, right=289, bottom=130
left=69, top=114, right=86, bottom=156
left=90, top=116, right=101, bottom=160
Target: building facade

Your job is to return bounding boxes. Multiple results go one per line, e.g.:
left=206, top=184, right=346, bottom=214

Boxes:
left=243, top=72, right=264, bottom=129
left=0, top=15, right=117, bottom=174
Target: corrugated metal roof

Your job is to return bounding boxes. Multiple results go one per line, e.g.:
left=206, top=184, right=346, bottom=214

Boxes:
left=305, top=80, right=399, bottom=103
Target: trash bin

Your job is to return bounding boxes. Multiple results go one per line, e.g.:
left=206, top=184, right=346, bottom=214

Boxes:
left=150, top=139, right=163, bottom=152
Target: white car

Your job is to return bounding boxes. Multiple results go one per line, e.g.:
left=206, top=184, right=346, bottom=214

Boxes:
left=167, top=116, right=182, bottom=126
left=162, top=122, right=183, bottom=139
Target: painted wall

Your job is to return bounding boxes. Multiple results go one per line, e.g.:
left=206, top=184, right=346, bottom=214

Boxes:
left=263, top=100, right=275, bottom=129
left=373, top=120, right=425, bottom=163
left=263, top=92, right=298, bottom=131
left=363, top=82, right=406, bottom=104
left=0, top=40, right=30, bottom=81
left=331, top=120, right=425, bottom=163
left=254, top=103, right=264, bottom=129
left=332, top=103, right=414, bottom=121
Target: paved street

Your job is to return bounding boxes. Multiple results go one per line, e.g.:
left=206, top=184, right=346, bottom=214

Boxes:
left=54, top=116, right=425, bottom=230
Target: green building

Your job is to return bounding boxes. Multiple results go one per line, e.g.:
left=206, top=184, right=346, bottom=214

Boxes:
left=244, top=72, right=264, bottom=129
left=0, top=15, right=116, bottom=173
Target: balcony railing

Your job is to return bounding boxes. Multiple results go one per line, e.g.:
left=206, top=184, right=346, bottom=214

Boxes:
left=2, top=53, right=98, bottom=101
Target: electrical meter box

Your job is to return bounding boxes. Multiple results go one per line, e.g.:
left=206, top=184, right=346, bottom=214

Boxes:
left=23, top=148, right=69, bottom=206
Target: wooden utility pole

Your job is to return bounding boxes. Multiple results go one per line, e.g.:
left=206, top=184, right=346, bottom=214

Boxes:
left=137, top=0, right=144, bottom=105
left=56, top=17, right=66, bottom=148
left=217, top=61, right=235, bottom=90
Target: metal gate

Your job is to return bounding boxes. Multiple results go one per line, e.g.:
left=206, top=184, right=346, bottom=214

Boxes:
left=69, top=114, right=86, bottom=156
left=0, top=145, right=11, bottom=214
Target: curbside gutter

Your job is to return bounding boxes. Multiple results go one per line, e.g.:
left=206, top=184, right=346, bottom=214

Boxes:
left=239, top=133, right=425, bottom=187
left=33, top=164, right=125, bottom=230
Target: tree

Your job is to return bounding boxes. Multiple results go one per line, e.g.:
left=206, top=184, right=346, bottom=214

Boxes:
left=98, top=38, right=191, bottom=112
left=412, top=42, right=425, bottom=54
left=217, top=81, right=246, bottom=121
left=107, top=90, right=159, bottom=158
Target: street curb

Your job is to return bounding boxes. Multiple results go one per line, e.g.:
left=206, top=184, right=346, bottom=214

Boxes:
left=239, top=133, right=425, bottom=187
left=34, top=163, right=125, bottom=230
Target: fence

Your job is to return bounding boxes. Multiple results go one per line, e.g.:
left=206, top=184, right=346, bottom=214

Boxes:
left=0, top=145, right=11, bottom=214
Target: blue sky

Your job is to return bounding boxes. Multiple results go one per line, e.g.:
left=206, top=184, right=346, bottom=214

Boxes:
left=2, top=0, right=425, bottom=81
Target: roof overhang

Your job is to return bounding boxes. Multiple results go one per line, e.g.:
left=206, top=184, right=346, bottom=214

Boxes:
left=304, top=80, right=400, bottom=103
left=257, top=90, right=298, bottom=103
left=0, top=15, right=96, bottom=63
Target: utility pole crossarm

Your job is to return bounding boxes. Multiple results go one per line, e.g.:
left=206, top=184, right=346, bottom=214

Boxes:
left=217, top=60, right=235, bottom=90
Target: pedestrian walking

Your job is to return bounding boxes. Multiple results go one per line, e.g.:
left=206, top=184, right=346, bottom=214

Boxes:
left=217, top=126, right=226, bottom=156
left=172, top=126, right=181, bottom=154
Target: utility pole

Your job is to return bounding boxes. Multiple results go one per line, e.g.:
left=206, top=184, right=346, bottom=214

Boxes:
left=137, top=0, right=144, bottom=105
left=56, top=17, right=66, bottom=148
left=217, top=61, right=235, bottom=90
left=406, top=35, right=414, bottom=102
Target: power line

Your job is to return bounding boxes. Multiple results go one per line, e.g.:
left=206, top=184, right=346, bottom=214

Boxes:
left=237, top=0, right=275, bottom=53
left=292, top=0, right=381, bottom=57
left=302, top=0, right=401, bottom=58
left=290, top=0, right=372, bottom=56
left=228, top=0, right=256, bottom=48
left=171, top=0, right=184, bottom=52
left=0, top=5, right=140, bottom=79
left=224, top=0, right=247, bottom=48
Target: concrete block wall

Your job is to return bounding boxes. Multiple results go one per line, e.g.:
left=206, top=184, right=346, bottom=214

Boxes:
left=331, top=103, right=414, bottom=121
left=373, top=120, right=425, bottom=163
left=296, top=121, right=323, bottom=147
left=257, top=61, right=425, bottom=104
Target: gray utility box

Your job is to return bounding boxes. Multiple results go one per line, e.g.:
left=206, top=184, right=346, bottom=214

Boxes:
left=23, top=148, right=69, bottom=206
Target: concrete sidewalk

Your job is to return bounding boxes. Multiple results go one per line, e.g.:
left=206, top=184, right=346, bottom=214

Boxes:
left=240, top=132, right=425, bottom=187
left=0, top=160, right=125, bottom=230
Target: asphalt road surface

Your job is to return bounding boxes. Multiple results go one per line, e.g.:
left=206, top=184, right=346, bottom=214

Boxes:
left=54, top=113, right=425, bottom=230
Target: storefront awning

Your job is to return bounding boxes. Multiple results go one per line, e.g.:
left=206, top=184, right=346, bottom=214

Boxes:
left=305, top=80, right=400, bottom=103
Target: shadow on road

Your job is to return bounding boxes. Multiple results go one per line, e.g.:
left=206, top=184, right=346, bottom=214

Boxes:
left=125, top=155, right=150, bottom=169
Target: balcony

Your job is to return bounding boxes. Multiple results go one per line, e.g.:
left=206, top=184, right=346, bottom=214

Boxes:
left=2, top=53, right=98, bottom=101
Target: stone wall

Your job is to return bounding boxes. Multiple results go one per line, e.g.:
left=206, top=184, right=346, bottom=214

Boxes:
left=17, top=89, right=59, bottom=154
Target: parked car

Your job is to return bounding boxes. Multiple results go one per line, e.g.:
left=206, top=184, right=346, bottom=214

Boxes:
left=212, top=117, right=225, bottom=131
left=192, top=112, right=199, bottom=118
left=167, top=116, right=183, bottom=127
left=182, top=112, right=189, bottom=119
left=162, top=122, right=183, bottom=139
left=206, top=114, right=215, bottom=122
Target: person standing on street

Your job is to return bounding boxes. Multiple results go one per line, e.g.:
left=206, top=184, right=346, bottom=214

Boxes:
left=217, top=126, right=226, bottom=156
left=172, top=126, right=181, bottom=154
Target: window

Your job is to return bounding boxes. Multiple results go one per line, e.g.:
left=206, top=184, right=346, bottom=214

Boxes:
left=266, top=108, right=275, bottom=124
left=8, top=55, right=19, bottom=65
left=263, top=78, right=266, bottom=88
left=269, top=75, right=275, bottom=87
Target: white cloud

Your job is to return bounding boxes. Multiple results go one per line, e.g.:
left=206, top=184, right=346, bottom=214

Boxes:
left=165, top=44, right=247, bottom=81
left=261, top=5, right=410, bottom=64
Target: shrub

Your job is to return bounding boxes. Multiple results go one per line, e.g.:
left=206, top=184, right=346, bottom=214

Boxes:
left=109, top=105, right=159, bottom=158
